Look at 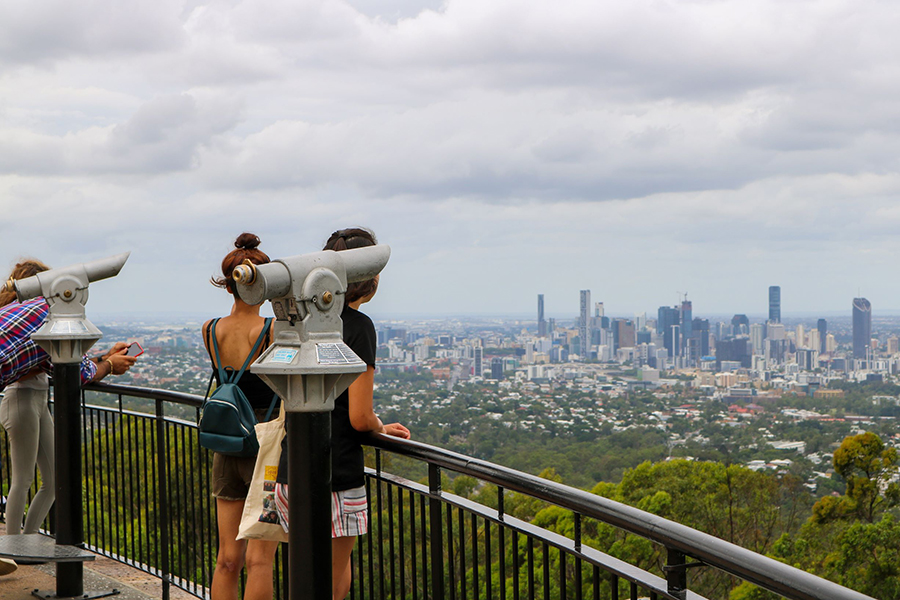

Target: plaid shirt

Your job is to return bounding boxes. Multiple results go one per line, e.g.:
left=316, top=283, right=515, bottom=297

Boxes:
left=0, top=297, right=97, bottom=388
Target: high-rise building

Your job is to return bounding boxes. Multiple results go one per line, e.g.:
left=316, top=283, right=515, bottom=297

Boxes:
left=768, top=286, right=781, bottom=323
left=490, top=357, right=503, bottom=380
left=750, top=323, right=765, bottom=356
left=657, top=306, right=680, bottom=357
left=731, top=314, right=749, bottom=337
left=474, top=346, right=484, bottom=377
left=537, top=294, right=547, bottom=337
left=817, top=319, right=827, bottom=354
left=595, top=302, right=604, bottom=318
left=613, top=319, right=636, bottom=350
left=680, top=300, right=692, bottom=353
left=691, top=318, right=710, bottom=357
left=853, top=297, right=872, bottom=360
left=579, top=290, right=591, bottom=359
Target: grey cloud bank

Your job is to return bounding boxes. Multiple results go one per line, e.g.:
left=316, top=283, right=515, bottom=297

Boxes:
left=1, top=0, right=899, bottom=320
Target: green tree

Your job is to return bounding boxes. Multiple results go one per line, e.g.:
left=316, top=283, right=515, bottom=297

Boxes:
left=814, top=432, right=899, bottom=523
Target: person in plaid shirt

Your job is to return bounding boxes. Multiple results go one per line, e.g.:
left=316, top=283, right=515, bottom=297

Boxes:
left=0, top=260, right=136, bottom=576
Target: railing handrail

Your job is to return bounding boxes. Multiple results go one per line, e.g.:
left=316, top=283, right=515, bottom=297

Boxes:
left=83, top=381, right=205, bottom=408
left=79, top=382, right=873, bottom=600
left=364, top=434, right=873, bottom=600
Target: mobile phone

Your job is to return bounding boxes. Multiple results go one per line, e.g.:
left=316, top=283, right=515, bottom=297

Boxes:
left=125, top=342, right=144, bottom=357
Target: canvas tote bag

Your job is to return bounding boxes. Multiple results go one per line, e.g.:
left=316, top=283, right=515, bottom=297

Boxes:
left=236, top=400, right=288, bottom=542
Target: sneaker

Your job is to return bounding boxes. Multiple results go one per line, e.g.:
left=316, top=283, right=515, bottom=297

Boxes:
left=0, top=557, right=17, bottom=576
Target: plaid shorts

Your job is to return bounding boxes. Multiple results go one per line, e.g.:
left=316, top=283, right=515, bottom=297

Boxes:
left=274, top=483, right=368, bottom=538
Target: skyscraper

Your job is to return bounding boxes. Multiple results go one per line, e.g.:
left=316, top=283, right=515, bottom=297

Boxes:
left=537, top=294, right=547, bottom=337
left=657, top=306, right=680, bottom=357
left=817, top=319, right=827, bottom=354
left=474, top=345, right=484, bottom=377
left=768, top=286, right=781, bottom=323
left=852, top=298, right=872, bottom=360
left=680, top=300, right=692, bottom=354
left=579, top=290, right=591, bottom=358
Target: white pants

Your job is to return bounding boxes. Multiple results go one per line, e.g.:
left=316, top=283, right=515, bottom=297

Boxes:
left=0, top=386, right=55, bottom=534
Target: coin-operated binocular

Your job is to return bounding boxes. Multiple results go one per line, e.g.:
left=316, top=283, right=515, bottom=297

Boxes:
left=232, top=245, right=390, bottom=412
left=3, top=252, right=130, bottom=363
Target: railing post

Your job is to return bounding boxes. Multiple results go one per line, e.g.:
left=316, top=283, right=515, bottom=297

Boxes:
left=155, top=399, right=171, bottom=600
left=665, top=548, right=687, bottom=600
left=428, top=464, right=445, bottom=600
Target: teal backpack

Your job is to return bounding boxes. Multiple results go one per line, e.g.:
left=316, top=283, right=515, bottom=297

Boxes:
left=199, top=318, right=277, bottom=457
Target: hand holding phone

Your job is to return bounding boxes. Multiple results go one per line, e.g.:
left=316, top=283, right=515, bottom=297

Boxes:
left=125, top=342, right=144, bottom=357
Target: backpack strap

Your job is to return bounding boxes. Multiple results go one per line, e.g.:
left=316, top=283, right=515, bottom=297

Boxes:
left=209, top=318, right=228, bottom=384
left=233, top=318, right=273, bottom=384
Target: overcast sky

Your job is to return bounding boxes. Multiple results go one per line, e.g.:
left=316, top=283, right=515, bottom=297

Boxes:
left=2, top=0, right=900, bottom=322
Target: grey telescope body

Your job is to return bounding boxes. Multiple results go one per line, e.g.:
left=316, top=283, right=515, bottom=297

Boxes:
left=6, top=252, right=130, bottom=363
left=11, top=252, right=130, bottom=305
left=232, top=245, right=390, bottom=413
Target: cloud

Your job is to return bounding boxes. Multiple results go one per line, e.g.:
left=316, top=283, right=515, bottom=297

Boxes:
left=0, top=0, right=186, bottom=65
left=0, top=93, right=243, bottom=176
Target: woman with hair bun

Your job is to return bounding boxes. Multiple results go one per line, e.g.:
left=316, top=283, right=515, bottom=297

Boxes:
left=203, top=233, right=279, bottom=600
left=273, top=227, right=410, bottom=600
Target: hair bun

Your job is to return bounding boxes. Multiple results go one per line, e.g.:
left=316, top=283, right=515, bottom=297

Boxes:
left=234, top=232, right=261, bottom=250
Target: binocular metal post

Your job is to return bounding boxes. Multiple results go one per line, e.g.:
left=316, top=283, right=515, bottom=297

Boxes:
left=287, top=411, right=333, bottom=600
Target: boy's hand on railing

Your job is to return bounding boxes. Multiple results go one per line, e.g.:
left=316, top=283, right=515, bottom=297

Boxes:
left=382, top=423, right=410, bottom=439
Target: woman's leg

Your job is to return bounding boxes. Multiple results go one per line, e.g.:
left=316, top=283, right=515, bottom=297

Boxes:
left=0, top=388, right=41, bottom=535
left=243, top=538, right=279, bottom=600
left=23, top=391, right=54, bottom=533
left=210, top=498, right=247, bottom=600
left=332, top=536, right=357, bottom=600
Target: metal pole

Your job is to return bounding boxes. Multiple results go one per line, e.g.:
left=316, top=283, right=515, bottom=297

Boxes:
left=287, top=411, right=332, bottom=600
left=54, top=362, right=84, bottom=598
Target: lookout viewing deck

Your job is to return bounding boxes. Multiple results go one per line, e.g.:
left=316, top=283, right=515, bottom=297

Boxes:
left=0, top=382, right=876, bottom=600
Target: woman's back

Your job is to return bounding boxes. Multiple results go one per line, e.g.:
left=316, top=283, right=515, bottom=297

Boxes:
left=204, top=314, right=268, bottom=370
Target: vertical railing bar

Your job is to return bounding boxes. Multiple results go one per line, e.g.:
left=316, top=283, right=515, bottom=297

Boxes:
left=356, top=527, right=365, bottom=600
left=377, top=456, right=385, bottom=600
left=187, top=422, right=199, bottom=588
left=388, top=480, right=397, bottom=600
left=399, top=488, right=406, bottom=600
left=126, top=410, right=136, bottom=565
left=575, top=514, right=582, bottom=600
left=512, top=531, right=520, bottom=600
left=447, top=501, right=456, bottom=600
left=542, top=542, right=549, bottom=600
left=366, top=476, right=375, bottom=600
left=420, top=494, right=428, bottom=598
left=112, top=407, right=121, bottom=557
left=609, top=574, right=619, bottom=600
left=593, top=566, right=600, bottom=600
left=630, top=581, right=638, bottom=600
left=526, top=537, right=535, bottom=600
left=427, top=464, right=444, bottom=600
left=156, top=400, right=172, bottom=600
left=458, top=507, right=466, bottom=600
left=484, top=517, right=491, bottom=600
left=410, top=489, right=418, bottom=600
left=498, top=488, right=505, bottom=600
left=560, top=549, right=567, bottom=600
left=471, top=513, right=478, bottom=600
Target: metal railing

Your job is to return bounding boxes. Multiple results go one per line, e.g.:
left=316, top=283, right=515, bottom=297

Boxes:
left=1, top=382, right=874, bottom=600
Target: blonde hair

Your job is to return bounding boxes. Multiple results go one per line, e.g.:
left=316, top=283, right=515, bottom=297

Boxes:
left=0, top=258, right=51, bottom=307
